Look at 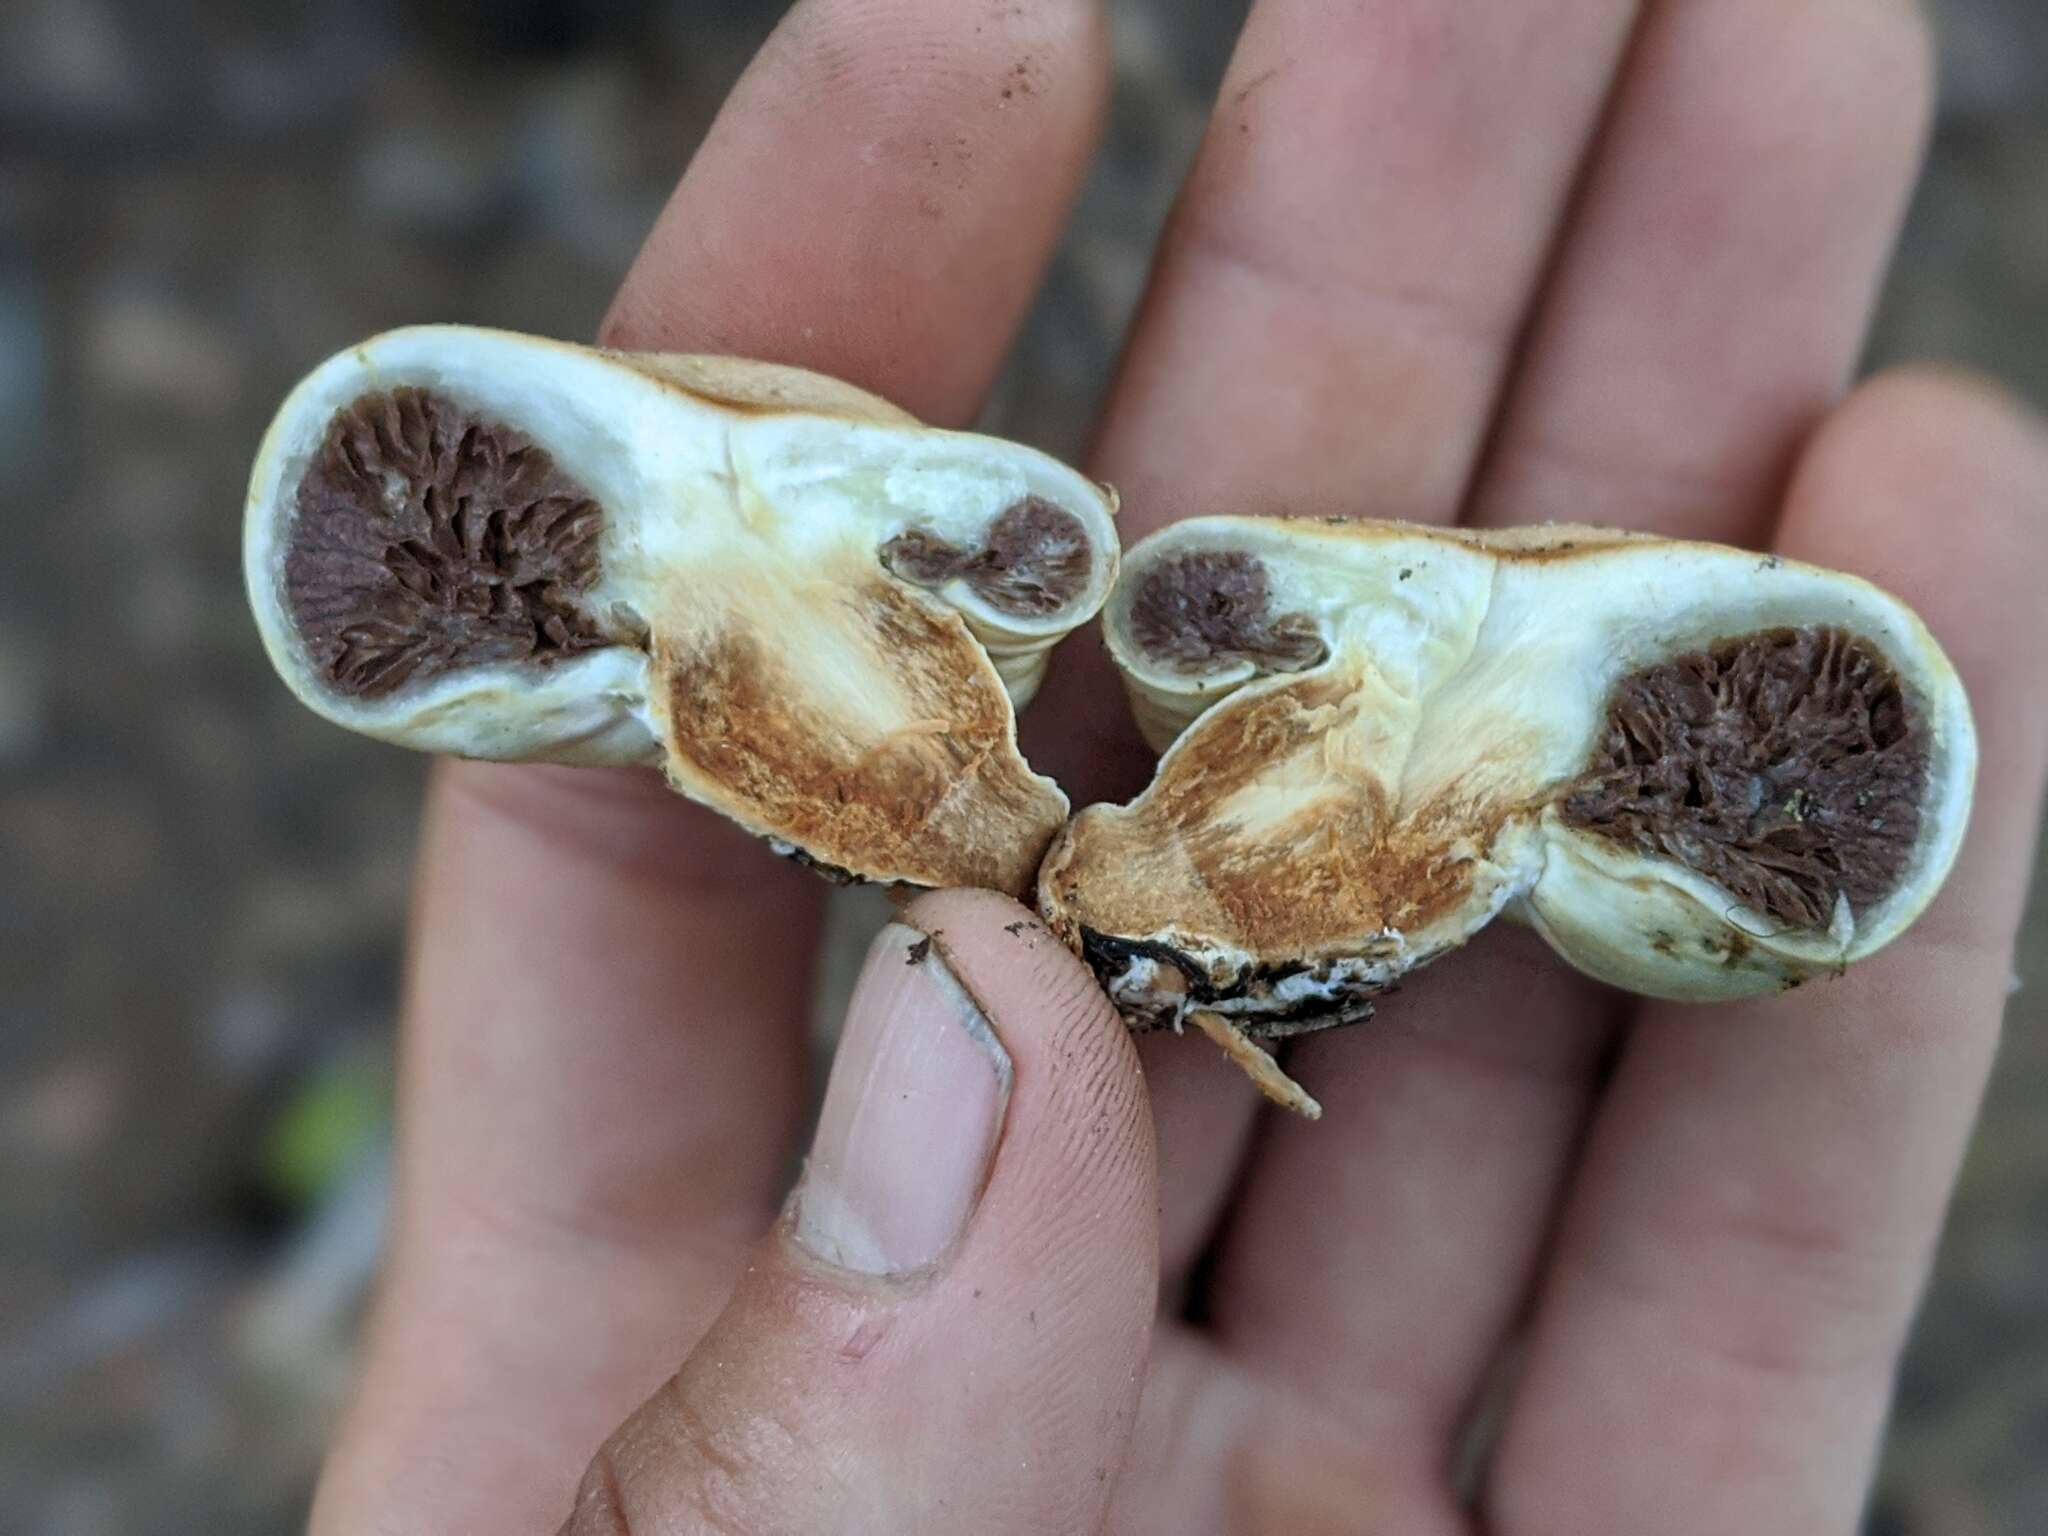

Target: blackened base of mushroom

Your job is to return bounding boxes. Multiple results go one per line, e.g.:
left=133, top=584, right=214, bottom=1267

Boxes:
left=1078, top=928, right=1378, bottom=1038
left=766, top=838, right=870, bottom=888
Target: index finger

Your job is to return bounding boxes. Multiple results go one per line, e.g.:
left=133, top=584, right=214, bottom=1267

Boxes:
left=312, top=6, right=1111, bottom=1532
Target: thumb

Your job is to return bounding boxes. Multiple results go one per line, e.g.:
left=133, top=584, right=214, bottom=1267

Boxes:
left=561, top=889, right=1161, bottom=1536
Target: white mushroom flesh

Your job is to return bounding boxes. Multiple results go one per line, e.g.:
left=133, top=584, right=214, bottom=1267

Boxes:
left=245, top=325, right=1119, bottom=895
left=1039, top=516, right=1975, bottom=1039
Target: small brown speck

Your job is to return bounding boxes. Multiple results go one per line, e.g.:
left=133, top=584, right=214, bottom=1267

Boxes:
left=906, top=935, right=932, bottom=965
left=1232, top=65, right=1282, bottom=109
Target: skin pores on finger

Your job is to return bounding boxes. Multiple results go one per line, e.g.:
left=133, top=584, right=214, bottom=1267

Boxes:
left=584, top=892, right=1159, bottom=1533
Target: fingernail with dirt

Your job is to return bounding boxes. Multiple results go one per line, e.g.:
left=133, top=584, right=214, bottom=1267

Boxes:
left=793, top=923, right=1011, bottom=1276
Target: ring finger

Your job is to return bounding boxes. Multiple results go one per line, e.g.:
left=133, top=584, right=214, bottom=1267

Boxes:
left=1057, top=0, right=1643, bottom=1296
left=1196, top=0, right=1935, bottom=1523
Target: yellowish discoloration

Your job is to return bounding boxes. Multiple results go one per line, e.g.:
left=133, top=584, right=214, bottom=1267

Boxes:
left=612, top=351, right=918, bottom=424
left=1046, top=514, right=1977, bottom=1098
left=246, top=326, right=1120, bottom=899
left=1188, top=1011, right=1322, bottom=1120
left=660, top=578, right=1063, bottom=896
left=1050, top=661, right=1531, bottom=976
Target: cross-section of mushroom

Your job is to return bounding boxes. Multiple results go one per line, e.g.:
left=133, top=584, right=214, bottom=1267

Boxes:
left=245, top=326, right=1119, bottom=896
left=1038, top=517, right=1976, bottom=1115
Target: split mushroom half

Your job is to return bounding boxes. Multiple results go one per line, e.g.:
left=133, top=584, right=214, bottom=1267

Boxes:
left=1038, top=517, right=1977, bottom=1117
left=245, top=326, right=1119, bottom=896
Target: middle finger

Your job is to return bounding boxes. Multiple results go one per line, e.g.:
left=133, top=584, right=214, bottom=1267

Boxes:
left=1077, top=0, right=1641, bottom=1294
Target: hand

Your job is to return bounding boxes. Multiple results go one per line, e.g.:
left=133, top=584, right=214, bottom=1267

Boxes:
left=308, top=3, right=2048, bottom=1532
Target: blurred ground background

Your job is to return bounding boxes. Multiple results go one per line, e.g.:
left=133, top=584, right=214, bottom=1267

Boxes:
left=0, top=1, right=2043, bottom=1531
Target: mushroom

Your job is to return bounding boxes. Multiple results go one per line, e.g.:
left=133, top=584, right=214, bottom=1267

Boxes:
left=1038, top=517, right=1976, bottom=1116
left=245, top=325, right=1119, bottom=896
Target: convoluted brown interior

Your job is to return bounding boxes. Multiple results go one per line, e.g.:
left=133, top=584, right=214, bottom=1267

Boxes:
left=881, top=495, right=1092, bottom=617
left=1562, top=626, right=1930, bottom=929
left=1127, top=549, right=1327, bottom=673
left=285, top=388, right=612, bottom=697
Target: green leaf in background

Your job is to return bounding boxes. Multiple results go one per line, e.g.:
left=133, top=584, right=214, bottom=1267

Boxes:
left=257, top=1050, right=391, bottom=1208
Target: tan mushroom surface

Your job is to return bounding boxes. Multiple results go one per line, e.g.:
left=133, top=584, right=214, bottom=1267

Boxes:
left=245, top=326, right=1120, bottom=897
left=1039, top=516, right=1976, bottom=1114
